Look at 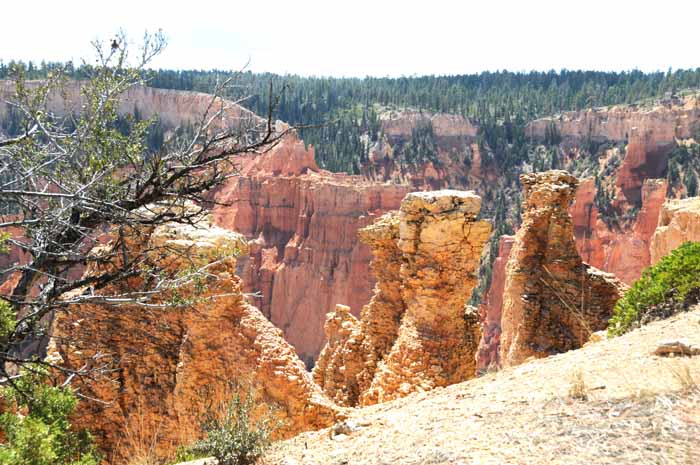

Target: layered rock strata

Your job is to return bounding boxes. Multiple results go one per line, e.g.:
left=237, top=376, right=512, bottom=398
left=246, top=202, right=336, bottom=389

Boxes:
left=650, top=197, right=700, bottom=264
left=48, top=208, right=338, bottom=460
left=572, top=178, right=669, bottom=284
left=526, top=95, right=700, bottom=144
left=212, top=132, right=410, bottom=363
left=314, top=191, right=491, bottom=405
left=500, top=171, right=626, bottom=367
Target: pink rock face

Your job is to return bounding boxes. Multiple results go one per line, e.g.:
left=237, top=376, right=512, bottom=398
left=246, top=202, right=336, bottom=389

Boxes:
left=476, top=235, right=514, bottom=371
left=0, top=80, right=260, bottom=132
left=615, top=132, right=672, bottom=205
left=525, top=96, right=700, bottom=144
left=212, top=132, right=410, bottom=363
left=571, top=178, right=668, bottom=285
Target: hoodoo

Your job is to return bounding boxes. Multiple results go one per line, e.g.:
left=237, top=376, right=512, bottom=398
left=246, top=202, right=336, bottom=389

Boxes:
left=499, top=171, right=626, bottom=367
left=314, top=190, right=491, bottom=405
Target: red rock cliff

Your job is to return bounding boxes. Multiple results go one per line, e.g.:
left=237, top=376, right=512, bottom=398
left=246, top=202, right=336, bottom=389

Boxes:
left=211, top=132, right=410, bottom=363
left=571, top=177, right=668, bottom=284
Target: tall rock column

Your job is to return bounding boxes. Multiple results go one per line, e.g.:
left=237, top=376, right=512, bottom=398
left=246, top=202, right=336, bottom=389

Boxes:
left=500, top=171, right=626, bottom=368
left=363, top=191, right=491, bottom=404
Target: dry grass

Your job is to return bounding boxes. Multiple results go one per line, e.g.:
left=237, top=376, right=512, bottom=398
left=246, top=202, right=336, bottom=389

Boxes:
left=669, top=361, right=699, bottom=393
left=568, top=368, right=588, bottom=400
left=112, top=402, right=199, bottom=465
left=115, top=405, right=163, bottom=465
left=265, top=307, right=700, bottom=465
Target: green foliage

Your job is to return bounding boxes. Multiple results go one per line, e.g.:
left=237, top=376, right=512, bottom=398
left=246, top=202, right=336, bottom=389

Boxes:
left=400, top=120, right=439, bottom=166
left=166, top=445, right=207, bottom=465
left=608, top=242, right=700, bottom=336
left=0, top=368, right=100, bottom=465
left=188, top=389, right=276, bottom=465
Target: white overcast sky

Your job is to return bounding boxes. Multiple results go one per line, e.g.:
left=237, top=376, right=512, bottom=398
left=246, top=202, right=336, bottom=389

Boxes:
left=1, top=0, right=698, bottom=77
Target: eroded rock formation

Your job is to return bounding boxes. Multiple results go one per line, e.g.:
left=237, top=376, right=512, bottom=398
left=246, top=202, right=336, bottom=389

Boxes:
left=362, top=109, right=494, bottom=189
left=312, top=212, right=404, bottom=406
left=650, top=197, right=700, bottom=264
left=0, top=80, right=259, bottom=133
left=212, top=132, right=410, bottom=363
left=572, top=178, right=668, bottom=284
left=48, top=207, right=338, bottom=460
left=314, top=191, right=491, bottom=405
left=526, top=95, right=700, bottom=144
left=500, top=171, right=626, bottom=367
left=476, top=235, right=515, bottom=371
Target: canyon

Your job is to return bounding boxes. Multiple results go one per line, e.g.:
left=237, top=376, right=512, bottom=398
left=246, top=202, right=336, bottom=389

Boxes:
left=3, top=82, right=700, bottom=368
left=4, top=80, right=700, bottom=465
left=210, top=131, right=410, bottom=363
left=529, top=96, right=700, bottom=285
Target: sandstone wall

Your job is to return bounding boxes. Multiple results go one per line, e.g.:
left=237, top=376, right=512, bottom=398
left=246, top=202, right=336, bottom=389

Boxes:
left=0, top=80, right=259, bottom=133
left=572, top=178, right=668, bottom=284
left=500, top=171, right=626, bottom=367
left=650, top=197, right=700, bottom=264
left=526, top=96, right=700, bottom=144
left=314, top=191, right=491, bottom=406
left=48, top=211, right=338, bottom=461
left=211, top=133, right=410, bottom=363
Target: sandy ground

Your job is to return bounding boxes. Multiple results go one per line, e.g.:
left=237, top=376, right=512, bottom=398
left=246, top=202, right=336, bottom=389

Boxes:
left=263, top=308, right=700, bottom=465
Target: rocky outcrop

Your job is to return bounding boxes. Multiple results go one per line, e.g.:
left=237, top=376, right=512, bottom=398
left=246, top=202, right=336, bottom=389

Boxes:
left=500, top=171, right=626, bottom=367
left=212, top=133, right=410, bottom=363
left=48, top=208, right=338, bottom=461
left=572, top=178, right=668, bottom=284
left=363, top=109, right=491, bottom=189
left=314, top=191, right=491, bottom=405
left=476, top=235, right=514, bottom=371
left=0, top=80, right=259, bottom=133
left=650, top=197, right=700, bottom=264
left=379, top=109, right=478, bottom=140
left=526, top=95, right=700, bottom=144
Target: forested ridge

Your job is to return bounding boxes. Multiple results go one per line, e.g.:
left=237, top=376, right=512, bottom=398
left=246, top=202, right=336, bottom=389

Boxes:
left=3, top=61, right=700, bottom=173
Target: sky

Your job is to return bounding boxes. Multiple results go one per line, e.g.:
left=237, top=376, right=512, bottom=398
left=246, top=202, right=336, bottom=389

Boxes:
left=1, top=0, right=699, bottom=77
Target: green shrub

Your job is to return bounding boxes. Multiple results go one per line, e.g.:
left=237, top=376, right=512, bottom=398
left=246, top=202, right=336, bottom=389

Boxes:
left=0, top=367, right=100, bottom=465
left=608, top=241, right=700, bottom=336
left=188, top=388, right=276, bottom=465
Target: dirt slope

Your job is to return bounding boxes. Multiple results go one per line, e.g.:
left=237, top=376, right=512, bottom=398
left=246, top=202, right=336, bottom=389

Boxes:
left=265, top=308, right=700, bottom=465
